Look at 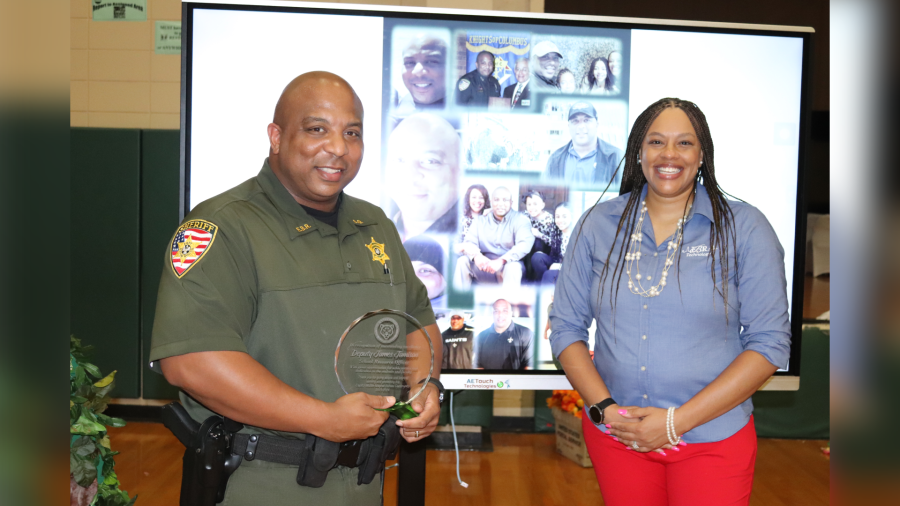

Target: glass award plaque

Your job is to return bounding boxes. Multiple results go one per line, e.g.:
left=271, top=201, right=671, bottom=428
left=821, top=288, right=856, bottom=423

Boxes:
left=335, top=309, right=434, bottom=420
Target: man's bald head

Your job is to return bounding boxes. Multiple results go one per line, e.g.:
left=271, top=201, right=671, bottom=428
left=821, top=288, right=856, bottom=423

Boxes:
left=265, top=71, right=365, bottom=212
left=272, top=71, right=363, bottom=128
left=386, top=113, right=460, bottom=226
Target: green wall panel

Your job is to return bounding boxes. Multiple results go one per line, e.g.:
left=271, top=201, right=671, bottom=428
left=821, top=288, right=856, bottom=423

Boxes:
left=71, top=128, right=141, bottom=398
left=140, top=130, right=182, bottom=399
left=437, top=390, right=493, bottom=427
left=753, top=327, right=830, bottom=439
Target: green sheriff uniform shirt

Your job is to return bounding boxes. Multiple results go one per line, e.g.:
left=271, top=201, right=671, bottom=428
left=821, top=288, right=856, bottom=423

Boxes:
left=149, top=159, right=436, bottom=506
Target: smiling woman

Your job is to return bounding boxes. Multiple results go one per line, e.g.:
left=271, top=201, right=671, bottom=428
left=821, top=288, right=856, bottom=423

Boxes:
left=549, top=98, right=792, bottom=506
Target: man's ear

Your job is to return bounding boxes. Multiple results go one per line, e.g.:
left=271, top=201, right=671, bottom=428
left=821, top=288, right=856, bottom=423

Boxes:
left=267, top=123, right=282, bottom=154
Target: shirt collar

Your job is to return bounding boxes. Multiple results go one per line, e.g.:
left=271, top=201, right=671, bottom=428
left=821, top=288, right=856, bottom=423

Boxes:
left=567, top=140, right=598, bottom=160
left=256, top=159, right=377, bottom=240
left=608, top=183, right=713, bottom=222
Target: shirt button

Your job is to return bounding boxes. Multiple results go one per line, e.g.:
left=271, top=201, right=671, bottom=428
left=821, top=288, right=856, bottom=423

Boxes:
left=641, top=366, right=646, bottom=371
left=346, top=262, right=352, bottom=270
left=642, top=335, right=647, bottom=340
left=643, top=304, right=648, bottom=310
left=654, top=252, right=658, bottom=257
left=643, top=394, right=648, bottom=399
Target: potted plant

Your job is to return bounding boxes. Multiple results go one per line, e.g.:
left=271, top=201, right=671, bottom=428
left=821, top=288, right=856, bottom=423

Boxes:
left=70, top=336, right=136, bottom=506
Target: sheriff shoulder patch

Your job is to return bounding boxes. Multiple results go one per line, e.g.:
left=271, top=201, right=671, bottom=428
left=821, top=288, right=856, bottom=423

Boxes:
left=170, top=219, right=218, bottom=278
left=458, top=79, right=470, bottom=91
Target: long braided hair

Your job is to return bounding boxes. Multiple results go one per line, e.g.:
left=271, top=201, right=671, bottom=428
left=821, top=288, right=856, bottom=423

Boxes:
left=570, top=98, right=739, bottom=326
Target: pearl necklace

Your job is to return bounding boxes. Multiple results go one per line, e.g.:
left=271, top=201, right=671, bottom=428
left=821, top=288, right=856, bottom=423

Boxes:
left=625, top=200, right=691, bottom=298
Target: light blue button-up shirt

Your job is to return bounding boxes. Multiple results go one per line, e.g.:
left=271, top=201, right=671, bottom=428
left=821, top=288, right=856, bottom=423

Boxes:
left=549, top=184, right=791, bottom=443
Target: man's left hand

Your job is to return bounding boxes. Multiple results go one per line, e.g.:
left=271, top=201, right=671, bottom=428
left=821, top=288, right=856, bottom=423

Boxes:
left=395, top=382, right=442, bottom=443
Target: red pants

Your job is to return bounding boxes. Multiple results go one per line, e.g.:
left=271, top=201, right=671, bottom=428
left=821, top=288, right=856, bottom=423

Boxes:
left=581, top=414, right=757, bottom=506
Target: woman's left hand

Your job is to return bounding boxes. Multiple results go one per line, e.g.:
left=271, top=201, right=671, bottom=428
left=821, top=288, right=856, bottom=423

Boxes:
left=607, top=406, right=678, bottom=452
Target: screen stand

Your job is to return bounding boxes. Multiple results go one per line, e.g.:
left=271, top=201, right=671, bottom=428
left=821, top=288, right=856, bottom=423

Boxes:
left=397, top=439, right=426, bottom=506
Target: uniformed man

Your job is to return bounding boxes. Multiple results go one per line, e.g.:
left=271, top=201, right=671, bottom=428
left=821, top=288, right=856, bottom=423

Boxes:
left=441, top=314, right=474, bottom=369
left=149, top=72, right=443, bottom=506
left=456, top=50, right=501, bottom=107
left=473, top=299, right=534, bottom=370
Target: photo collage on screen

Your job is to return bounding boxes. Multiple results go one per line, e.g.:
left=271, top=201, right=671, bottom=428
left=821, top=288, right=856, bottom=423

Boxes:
left=381, top=20, right=631, bottom=373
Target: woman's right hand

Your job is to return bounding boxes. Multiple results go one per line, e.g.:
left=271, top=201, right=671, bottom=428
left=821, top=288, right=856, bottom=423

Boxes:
left=601, top=405, right=675, bottom=455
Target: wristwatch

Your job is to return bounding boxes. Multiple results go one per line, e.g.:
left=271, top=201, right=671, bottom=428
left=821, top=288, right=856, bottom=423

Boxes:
left=588, top=398, right=617, bottom=425
left=420, top=377, right=445, bottom=406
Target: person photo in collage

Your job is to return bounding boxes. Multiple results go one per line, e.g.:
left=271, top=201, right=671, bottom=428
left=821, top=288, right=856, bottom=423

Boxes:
left=388, top=27, right=451, bottom=129
left=454, top=183, right=533, bottom=290
left=437, top=310, right=476, bottom=370
left=543, top=101, right=625, bottom=187
left=385, top=22, right=630, bottom=372
left=472, top=288, right=535, bottom=370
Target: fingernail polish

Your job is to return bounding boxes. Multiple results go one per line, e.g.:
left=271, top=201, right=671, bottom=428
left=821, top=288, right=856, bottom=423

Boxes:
left=612, top=436, right=618, bottom=441
left=625, top=445, right=631, bottom=450
left=672, top=447, right=680, bottom=452
left=618, top=409, right=627, bottom=415
left=604, top=430, right=610, bottom=434
left=659, top=451, right=667, bottom=456
left=605, top=424, right=611, bottom=428
left=678, top=440, right=687, bottom=446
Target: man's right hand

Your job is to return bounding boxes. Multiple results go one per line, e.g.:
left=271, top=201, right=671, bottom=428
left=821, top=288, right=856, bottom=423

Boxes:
left=474, top=253, right=492, bottom=272
left=322, top=392, right=394, bottom=442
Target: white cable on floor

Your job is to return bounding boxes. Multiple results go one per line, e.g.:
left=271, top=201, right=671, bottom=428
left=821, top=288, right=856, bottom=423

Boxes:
left=449, top=391, right=469, bottom=488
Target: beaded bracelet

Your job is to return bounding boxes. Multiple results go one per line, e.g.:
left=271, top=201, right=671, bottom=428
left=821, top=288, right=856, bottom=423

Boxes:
left=666, top=407, right=683, bottom=446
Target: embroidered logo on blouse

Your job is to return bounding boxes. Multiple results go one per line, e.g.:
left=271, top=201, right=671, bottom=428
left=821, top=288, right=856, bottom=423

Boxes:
left=365, top=237, right=390, bottom=265
left=682, top=244, right=711, bottom=257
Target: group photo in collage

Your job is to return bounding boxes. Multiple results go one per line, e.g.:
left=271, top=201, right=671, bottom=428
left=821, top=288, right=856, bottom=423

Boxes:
left=382, top=21, right=631, bottom=372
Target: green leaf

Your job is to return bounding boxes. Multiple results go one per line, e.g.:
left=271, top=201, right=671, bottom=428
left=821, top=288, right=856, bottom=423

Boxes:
left=71, top=436, right=97, bottom=458
left=83, top=362, right=102, bottom=379
left=71, top=456, right=97, bottom=487
left=99, top=435, right=111, bottom=450
left=71, top=415, right=107, bottom=435
left=71, top=396, right=88, bottom=404
left=93, top=371, right=116, bottom=388
left=97, top=413, right=126, bottom=428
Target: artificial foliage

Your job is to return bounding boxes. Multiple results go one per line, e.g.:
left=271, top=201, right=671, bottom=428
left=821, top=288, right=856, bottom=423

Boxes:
left=70, top=336, right=136, bottom=506
left=546, top=389, right=584, bottom=419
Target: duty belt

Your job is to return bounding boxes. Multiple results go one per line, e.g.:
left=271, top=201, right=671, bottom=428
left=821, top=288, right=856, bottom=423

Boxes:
left=232, top=432, right=363, bottom=468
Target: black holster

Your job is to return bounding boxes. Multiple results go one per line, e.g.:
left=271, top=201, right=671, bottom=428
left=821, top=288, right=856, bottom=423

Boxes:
left=161, top=403, right=243, bottom=506
left=355, top=414, right=401, bottom=486
left=295, top=414, right=401, bottom=488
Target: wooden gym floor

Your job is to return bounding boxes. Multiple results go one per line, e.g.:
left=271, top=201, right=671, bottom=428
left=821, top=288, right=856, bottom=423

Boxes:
left=108, top=423, right=829, bottom=506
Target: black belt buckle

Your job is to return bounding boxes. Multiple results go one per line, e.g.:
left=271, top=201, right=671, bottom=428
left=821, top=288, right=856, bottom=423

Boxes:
left=334, top=440, right=362, bottom=468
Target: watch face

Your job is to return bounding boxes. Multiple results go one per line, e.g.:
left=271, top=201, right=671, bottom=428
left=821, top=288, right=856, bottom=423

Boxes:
left=589, top=404, right=603, bottom=424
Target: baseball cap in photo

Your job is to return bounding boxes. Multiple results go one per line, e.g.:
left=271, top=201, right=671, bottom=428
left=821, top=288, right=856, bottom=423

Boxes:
left=532, top=40, right=562, bottom=58
left=568, top=101, right=597, bottom=121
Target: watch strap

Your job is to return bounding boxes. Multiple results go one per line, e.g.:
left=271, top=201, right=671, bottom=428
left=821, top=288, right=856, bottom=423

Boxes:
left=591, top=397, right=617, bottom=424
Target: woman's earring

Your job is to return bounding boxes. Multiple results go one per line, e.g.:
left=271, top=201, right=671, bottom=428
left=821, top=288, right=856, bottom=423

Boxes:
left=637, top=157, right=641, bottom=164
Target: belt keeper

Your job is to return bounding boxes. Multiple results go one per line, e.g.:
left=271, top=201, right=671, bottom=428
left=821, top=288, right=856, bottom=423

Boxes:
left=244, top=434, right=259, bottom=461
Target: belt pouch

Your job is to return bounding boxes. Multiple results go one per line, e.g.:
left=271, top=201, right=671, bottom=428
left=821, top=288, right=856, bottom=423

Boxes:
left=296, top=435, right=339, bottom=488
